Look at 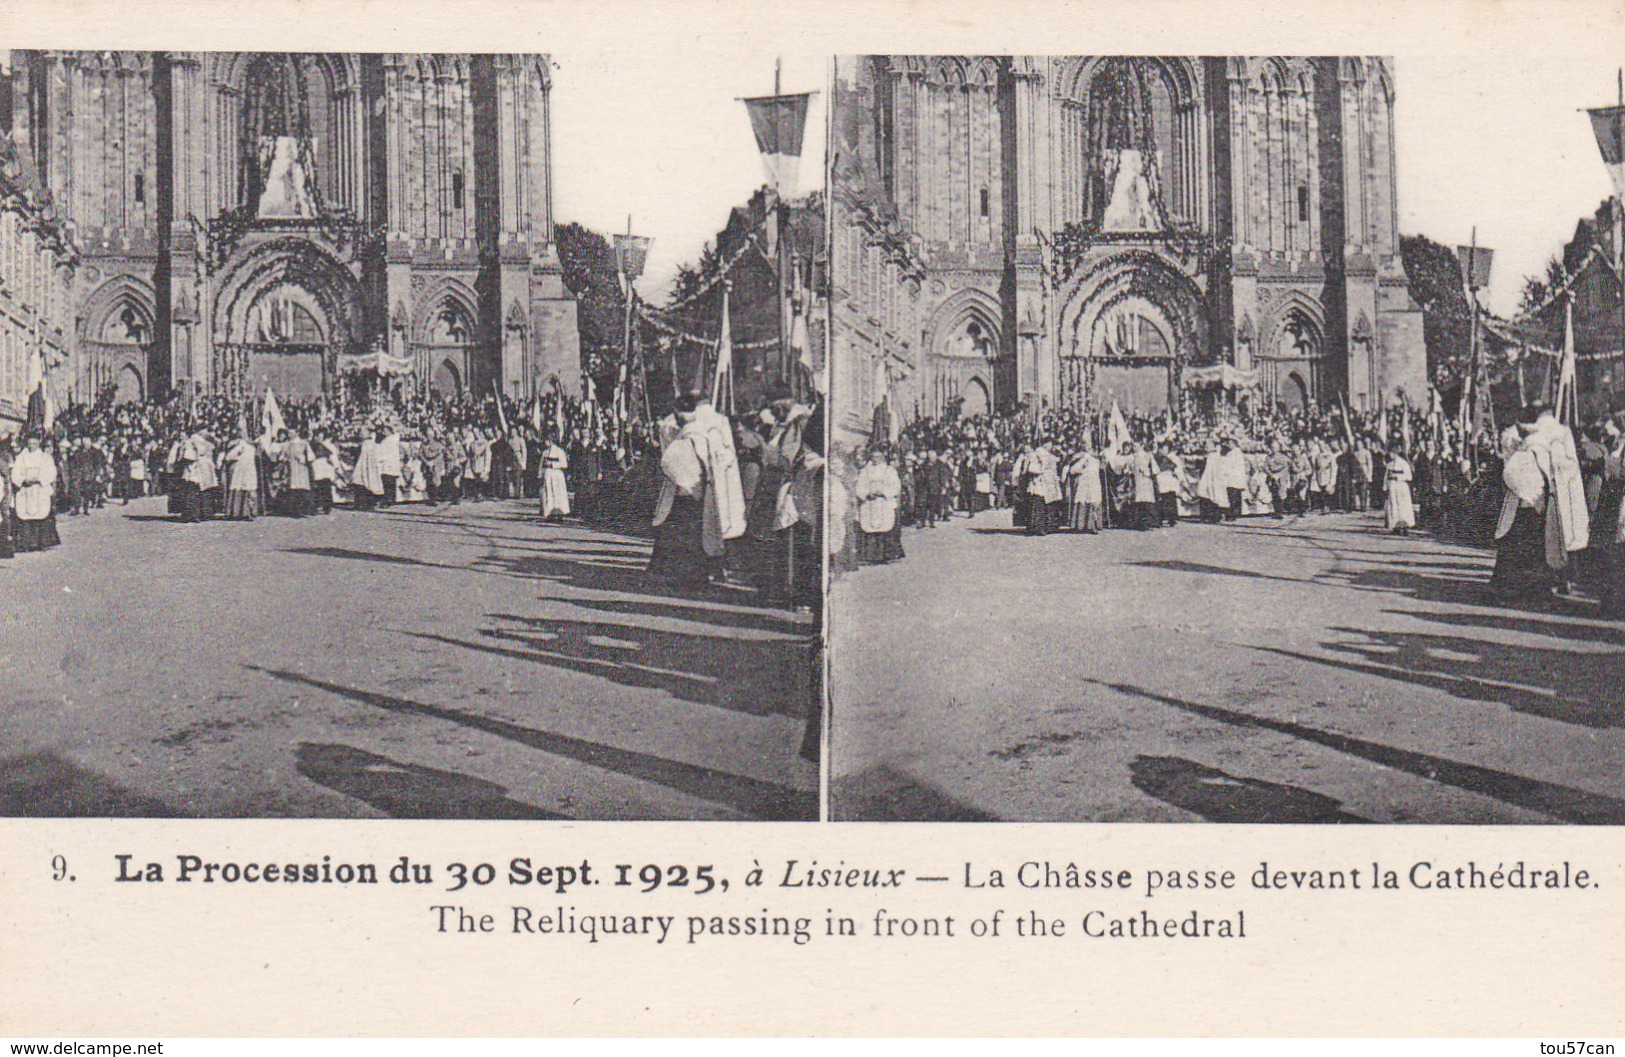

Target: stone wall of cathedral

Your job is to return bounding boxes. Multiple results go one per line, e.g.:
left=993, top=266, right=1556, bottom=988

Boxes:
left=0, top=50, right=578, bottom=408
left=0, top=131, right=77, bottom=429
left=831, top=53, right=1426, bottom=441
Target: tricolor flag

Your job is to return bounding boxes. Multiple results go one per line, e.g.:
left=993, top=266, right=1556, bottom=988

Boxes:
left=1587, top=105, right=1625, bottom=200
left=742, top=93, right=812, bottom=196
left=711, top=286, right=734, bottom=413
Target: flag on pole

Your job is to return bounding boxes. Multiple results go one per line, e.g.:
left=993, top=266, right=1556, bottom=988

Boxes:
left=1557, top=298, right=1579, bottom=426
left=1338, top=393, right=1355, bottom=449
left=871, top=358, right=895, bottom=444
left=262, top=386, right=286, bottom=437
left=24, top=347, right=51, bottom=434
left=613, top=234, right=652, bottom=285
left=530, top=394, right=544, bottom=433
left=742, top=93, right=812, bottom=196
left=584, top=377, right=600, bottom=436
left=492, top=383, right=511, bottom=435
left=1473, top=336, right=1496, bottom=441
left=1587, top=105, right=1625, bottom=200
left=711, top=286, right=733, bottom=413
left=1108, top=399, right=1130, bottom=451
left=790, top=290, right=812, bottom=376
left=1456, top=245, right=1495, bottom=291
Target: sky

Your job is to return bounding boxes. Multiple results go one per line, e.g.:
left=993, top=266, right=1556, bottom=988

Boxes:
left=528, top=0, right=1622, bottom=319
left=1395, top=55, right=1619, bottom=315
left=549, top=52, right=827, bottom=301
left=549, top=47, right=1618, bottom=316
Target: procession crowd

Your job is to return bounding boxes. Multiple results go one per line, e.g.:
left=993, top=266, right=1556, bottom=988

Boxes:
left=0, top=386, right=645, bottom=555
left=841, top=394, right=1625, bottom=614
left=0, top=381, right=826, bottom=612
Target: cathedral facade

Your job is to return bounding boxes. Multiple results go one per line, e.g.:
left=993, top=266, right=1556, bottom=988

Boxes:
left=831, top=55, right=1424, bottom=447
left=1, top=51, right=578, bottom=410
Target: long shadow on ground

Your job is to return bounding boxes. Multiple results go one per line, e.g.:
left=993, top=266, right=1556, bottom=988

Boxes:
left=831, top=764, right=1000, bottom=821
left=404, top=613, right=811, bottom=719
left=1089, top=680, right=1625, bottom=824
left=0, top=751, right=187, bottom=817
left=252, top=666, right=815, bottom=820
left=1388, top=607, right=1625, bottom=647
left=1129, top=755, right=1368, bottom=823
left=1255, top=625, right=1625, bottom=728
left=295, top=742, right=566, bottom=819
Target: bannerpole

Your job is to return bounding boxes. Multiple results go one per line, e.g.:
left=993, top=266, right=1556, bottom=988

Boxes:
left=1468, top=227, right=1483, bottom=456
left=1457, top=227, right=1495, bottom=472
left=614, top=217, right=652, bottom=447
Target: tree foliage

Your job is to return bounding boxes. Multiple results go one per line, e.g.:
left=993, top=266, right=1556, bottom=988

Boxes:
left=1400, top=233, right=1475, bottom=394
left=554, top=221, right=628, bottom=378
left=1518, top=254, right=1570, bottom=321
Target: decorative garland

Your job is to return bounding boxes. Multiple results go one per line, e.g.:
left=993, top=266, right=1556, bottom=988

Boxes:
left=656, top=223, right=766, bottom=311
left=205, top=206, right=385, bottom=274
left=1500, top=243, right=1608, bottom=325
left=635, top=303, right=778, bottom=350
left=1472, top=242, right=1619, bottom=362
left=1043, top=222, right=1223, bottom=291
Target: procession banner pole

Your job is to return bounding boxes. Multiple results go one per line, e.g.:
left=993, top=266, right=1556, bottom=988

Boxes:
left=622, top=215, right=636, bottom=449
left=1466, top=227, right=1483, bottom=475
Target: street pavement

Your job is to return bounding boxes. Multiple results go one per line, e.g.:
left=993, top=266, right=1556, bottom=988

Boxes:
left=830, top=506, right=1625, bottom=823
left=0, top=496, right=817, bottom=820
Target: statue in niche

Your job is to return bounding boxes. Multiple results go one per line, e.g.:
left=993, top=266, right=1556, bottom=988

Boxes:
left=1099, top=307, right=1136, bottom=356
left=243, top=54, right=325, bottom=217
left=1086, top=59, right=1167, bottom=233
left=256, top=136, right=318, bottom=219
left=1101, top=148, right=1160, bottom=233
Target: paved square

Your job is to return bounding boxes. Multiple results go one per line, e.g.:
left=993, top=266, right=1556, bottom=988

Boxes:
left=1, top=498, right=817, bottom=820
left=831, top=510, right=1625, bottom=823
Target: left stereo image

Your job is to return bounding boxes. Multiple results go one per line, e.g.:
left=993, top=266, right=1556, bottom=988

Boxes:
left=0, top=50, right=829, bottom=821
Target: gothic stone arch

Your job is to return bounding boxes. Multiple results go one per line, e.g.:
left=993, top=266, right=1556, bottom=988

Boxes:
left=1055, top=248, right=1208, bottom=413
left=1257, top=290, right=1327, bottom=407
left=79, top=274, right=156, bottom=404
left=80, top=273, right=156, bottom=346
left=410, top=277, right=481, bottom=395
left=923, top=288, right=1003, bottom=415
left=211, top=236, right=364, bottom=397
